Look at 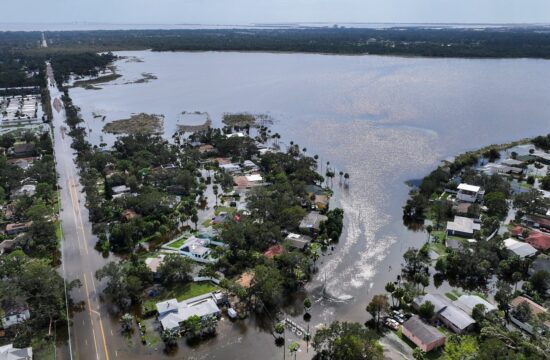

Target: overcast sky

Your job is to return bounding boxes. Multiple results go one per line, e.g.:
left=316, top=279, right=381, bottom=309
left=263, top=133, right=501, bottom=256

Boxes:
left=3, top=0, right=550, bottom=25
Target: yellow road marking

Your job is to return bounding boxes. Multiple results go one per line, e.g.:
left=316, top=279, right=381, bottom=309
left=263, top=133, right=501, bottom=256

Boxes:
left=83, top=274, right=100, bottom=359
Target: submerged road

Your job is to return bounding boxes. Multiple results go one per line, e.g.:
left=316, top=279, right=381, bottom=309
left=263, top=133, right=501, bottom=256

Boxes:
left=48, top=63, right=116, bottom=360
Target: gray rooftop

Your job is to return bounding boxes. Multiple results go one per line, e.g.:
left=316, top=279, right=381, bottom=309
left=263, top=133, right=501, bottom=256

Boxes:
left=446, top=216, right=480, bottom=235
left=413, top=294, right=451, bottom=314
left=440, top=304, right=476, bottom=331
left=299, top=212, right=328, bottom=231
left=402, top=316, right=445, bottom=345
left=453, top=295, right=497, bottom=315
left=0, top=344, right=32, bottom=360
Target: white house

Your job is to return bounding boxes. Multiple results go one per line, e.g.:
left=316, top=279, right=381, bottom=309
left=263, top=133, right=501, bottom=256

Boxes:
left=1, top=303, right=30, bottom=329
left=157, top=292, right=222, bottom=331
left=457, top=183, right=481, bottom=203
left=504, top=238, right=538, bottom=258
left=0, top=344, right=32, bottom=360
left=219, top=163, right=241, bottom=173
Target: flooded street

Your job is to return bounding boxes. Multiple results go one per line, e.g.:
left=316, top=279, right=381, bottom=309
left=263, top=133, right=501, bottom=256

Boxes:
left=66, top=51, right=550, bottom=359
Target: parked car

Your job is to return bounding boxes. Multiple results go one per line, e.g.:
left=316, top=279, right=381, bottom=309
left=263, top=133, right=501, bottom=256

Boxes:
left=385, top=318, right=400, bottom=330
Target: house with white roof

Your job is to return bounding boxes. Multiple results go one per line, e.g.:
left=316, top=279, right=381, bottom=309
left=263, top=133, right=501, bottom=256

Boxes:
left=457, top=183, right=482, bottom=203
left=157, top=292, right=222, bottom=331
left=453, top=295, right=497, bottom=316
left=219, top=163, right=241, bottom=173
left=446, top=216, right=481, bottom=238
left=0, top=344, right=32, bottom=360
left=504, top=238, right=538, bottom=258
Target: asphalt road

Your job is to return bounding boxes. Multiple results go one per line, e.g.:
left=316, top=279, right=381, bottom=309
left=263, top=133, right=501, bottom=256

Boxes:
left=48, top=63, right=116, bottom=360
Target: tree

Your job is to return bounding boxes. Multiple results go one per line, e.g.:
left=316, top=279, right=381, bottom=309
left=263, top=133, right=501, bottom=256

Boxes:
left=182, top=315, right=202, bottom=338
left=366, top=294, right=389, bottom=328
left=541, top=175, right=550, bottom=191
left=312, top=321, right=383, bottom=360
left=484, top=192, right=509, bottom=218
left=413, top=348, right=426, bottom=360
left=161, top=327, right=179, bottom=348
left=212, top=184, right=219, bottom=206
left=443, top=335, right=479, bottom=360
left=157, top=254, right=192, bottom=287
left=418, top=301, right=435, bottom=320
left=249, top=264, right=284, bottom=310
left=385, top=282, right=396, bottom=307
left=289, top=341, right=300, bottom=360
left=471, top=304, right=487, bottom=323
left=529, top=269, right=550, bottom=296
left=303, top=297, right=312, bottom=313
left=120, top=313, right=133, bottom=333
left=494, top=281, right=513, bottom=318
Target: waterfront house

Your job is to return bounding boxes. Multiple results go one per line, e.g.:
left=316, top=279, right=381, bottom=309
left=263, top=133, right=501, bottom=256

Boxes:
left=401, top=316, right=446, bottom=352
left=509, top=296, right=550, bottom=335
left=446, top=216, right=481, bottom=238
left=242, top=160, right=259, bottom=171
left=157, top=292, right=221, bottom=331
left=503, top=238, right=538, bottom=258
left=285, top=233, right=312, bottom=250
left=456, top=183, right=482, bottom=203
left=299, top=212, right=328, bottom=233
left=453, top=295, right=497, bottom=316
left=502, top=158, right=524, bottom=167
left=0, top=344, right=32, bottom=360
left=532, top=151, right=550, bottom=165
left=1, top=302, right=30, bottom=329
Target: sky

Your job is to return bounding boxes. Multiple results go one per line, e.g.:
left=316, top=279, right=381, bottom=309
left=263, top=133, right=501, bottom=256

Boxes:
left=3, top=0, right=550, bottom=26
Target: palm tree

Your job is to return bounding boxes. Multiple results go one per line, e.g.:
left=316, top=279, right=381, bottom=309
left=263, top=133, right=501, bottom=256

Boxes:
left=161, top=328, right=179, bottom=348
left=212, top=184, right=219, bottom=207
left=339, top=171, right=344, bottom=184
left=385, top=282, right=396, bottom=307
left=288, top=342, right=300, bottom=360
left=425, top=225, right=433, bottom=243
left=201, top=315, right=218, bottom=336
left=344, top=173, right=350, bottom=187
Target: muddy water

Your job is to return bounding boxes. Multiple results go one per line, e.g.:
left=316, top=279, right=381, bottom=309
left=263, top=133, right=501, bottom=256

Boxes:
left=70, top=51, right=550, bottom=359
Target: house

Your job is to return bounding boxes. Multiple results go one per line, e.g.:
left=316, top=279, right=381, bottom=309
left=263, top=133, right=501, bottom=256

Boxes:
left=197, top=144, right=215, bottom=153
left=264, top=244, right=284, bottom=259
left=532, top=151, right=550, bottom=165
left=225, top=132, right=245, bottom=138
left=178, top=237, right=214, bottom=263
left=1, top=302, right=30, bottom=329
left=525, top=231, right=550, bottom=251
left=439, top=303, right=476, bottom=334
left=12, top=143, right=34, bottom=157
left=511, top=225, right=525, bottom=238
left=446, top=216, right=480, bottom=238
left=111, top=185, right=130, bottom=196
left=503, top=238, right=538, bottom=258
left=157, top=292, right=221, bottom=331
left=453, top=295, right=497, bottom=316
left=219, top=163, right=241, bottom=173
left=481, top=163, right=523, bottom=176
left=509, top=296, right=550, bottom=335
left=242, top=160, right=259, bottom=171
left=528, top=216, right=550, bottom=231
left=145, top=255, right=165, bottom=274
left=5, top=222, right=32, bottom=236
left=456, top=183, right=482, bottom=203
left=121, top=209, right=139, bottom=221
left=413, top=294, right=475, bottom=334
left=299, top=212, right=328, bottom=232
left=502, top=158, right=524, bottom=167
left=11, top=184, right=36, bottom=198
left=0, top=344, right=32, bottom=360
left=0, top=240, right=15, bottom=255
left=233, top=174, right=264, bottom=189
left=401, top=316, right=446, bottom=352
left=445, top=238, right=462, bottom=251
left=285, top=233, right=312, bottom=250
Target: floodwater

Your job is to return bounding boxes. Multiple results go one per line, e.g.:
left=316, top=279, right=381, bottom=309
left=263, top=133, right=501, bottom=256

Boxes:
left=70, top=51, right=550, bottom=359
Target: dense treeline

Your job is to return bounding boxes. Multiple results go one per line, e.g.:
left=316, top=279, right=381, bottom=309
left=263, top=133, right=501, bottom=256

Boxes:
left=3, top=27, right=550, bottom=59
